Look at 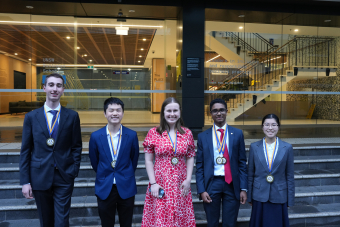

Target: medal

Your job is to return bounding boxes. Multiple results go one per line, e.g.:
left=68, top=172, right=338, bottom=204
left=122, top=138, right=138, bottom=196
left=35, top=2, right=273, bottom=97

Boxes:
left=263, top=137, right=279, bottom=183
left=44, top=107, right=60, bottom=147
left=266, top=174, right=274, bottom=183
left=222, top=157, right=227, bottom=164
left=108, top=125, right=122, bottom=169
left=46, top=138, right=55, bottom=147
left=216, top=157, right=223, bottom=165
left=111, top=160, right=116, bottom=169
left=167, top=131, right=178, bottom=165
left=171, top=157, right=179, bottom=165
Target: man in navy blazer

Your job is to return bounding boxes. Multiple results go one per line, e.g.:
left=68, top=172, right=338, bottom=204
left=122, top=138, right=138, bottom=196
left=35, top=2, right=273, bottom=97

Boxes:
left=20, top=73, right=82, bottom=227
left=196, top=98, right=248, bottom=227
left=89, top=97, right=139, bottom=227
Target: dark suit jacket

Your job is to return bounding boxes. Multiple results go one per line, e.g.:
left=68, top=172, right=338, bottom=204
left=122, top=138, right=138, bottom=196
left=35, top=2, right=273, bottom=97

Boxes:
left=19, top=106, right=82, bottom=190
left=247, top=138, right=295, bottom=206
left=89, top=125, right=139, bottom=200
left=196, top=125, right=248, bottom=200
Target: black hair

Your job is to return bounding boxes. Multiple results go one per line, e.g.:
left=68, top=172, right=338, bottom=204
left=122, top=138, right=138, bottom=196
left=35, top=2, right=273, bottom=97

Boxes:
left=44, top=73, right=65, bottom=86
left=104, top=97, right=124, bottom=113
left=210, top=98, right=228, bottom=111
left=262, top=114, right=280, bottom=127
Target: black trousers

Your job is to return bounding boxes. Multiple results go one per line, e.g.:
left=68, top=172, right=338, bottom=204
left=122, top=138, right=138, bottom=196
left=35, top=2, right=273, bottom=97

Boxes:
left=97, top=184, right=135, bottom=227
left=33, top=169, right=74, bottom=227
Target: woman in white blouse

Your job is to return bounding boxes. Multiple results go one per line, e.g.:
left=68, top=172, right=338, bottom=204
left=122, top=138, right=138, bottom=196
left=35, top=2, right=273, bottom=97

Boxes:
left=247, top=114, right=295, bottom=227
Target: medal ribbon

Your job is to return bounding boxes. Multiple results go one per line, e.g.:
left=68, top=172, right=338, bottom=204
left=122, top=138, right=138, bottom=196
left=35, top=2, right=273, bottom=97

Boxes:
left=166, top=131, right=177, bottom=155
left=263, top=137, right=279, bottom=172
left=44, top=107, right=60, bottom=138
left=213, top=124, right=227, bottom=156
left=108, top=125, right=122, bottom=160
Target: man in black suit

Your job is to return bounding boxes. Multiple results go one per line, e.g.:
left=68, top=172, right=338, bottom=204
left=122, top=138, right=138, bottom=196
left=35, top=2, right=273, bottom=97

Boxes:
left=20, top=73, right=82, bottom=227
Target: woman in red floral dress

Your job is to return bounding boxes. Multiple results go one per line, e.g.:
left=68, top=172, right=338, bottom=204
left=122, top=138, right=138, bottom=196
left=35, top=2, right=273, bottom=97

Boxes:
left=141, top=97, right=196, bottom=227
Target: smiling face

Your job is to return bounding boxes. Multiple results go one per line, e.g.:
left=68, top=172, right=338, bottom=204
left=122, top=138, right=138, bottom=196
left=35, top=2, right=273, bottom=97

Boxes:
left=43, top=76, right=64, bottom=103
left=104, top=103, right=124, bottom=125
left=211, top=103, right=227, bottom=127
left=262, top=118, right=279, bottom=139
left=164, top=102, right=181, bottom=127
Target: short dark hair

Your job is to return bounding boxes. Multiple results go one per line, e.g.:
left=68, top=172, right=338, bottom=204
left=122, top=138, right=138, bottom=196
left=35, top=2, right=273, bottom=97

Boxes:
left=44, top=73, right=65, bottom=86
left=262, top=114, right=280, bottom=127
left=104, top=97, right=124, bottom=113
left=210, top=98, right=228, bottom=111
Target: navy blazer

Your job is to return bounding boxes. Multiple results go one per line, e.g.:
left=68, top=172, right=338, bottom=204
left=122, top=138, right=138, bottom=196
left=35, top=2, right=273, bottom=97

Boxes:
left=19, top=106, right=82, bottom=190
left=89, top=125, right=139, bottom=200
left=247, top=138, right=295, bottom=206
left=196, top=125, right=248, bottom=200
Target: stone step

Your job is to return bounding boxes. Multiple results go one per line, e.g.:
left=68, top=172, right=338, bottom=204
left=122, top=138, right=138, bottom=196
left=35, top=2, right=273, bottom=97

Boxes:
left=1, top=197, right=340, bottom=227
left=2, top=146, right=340, bottom=163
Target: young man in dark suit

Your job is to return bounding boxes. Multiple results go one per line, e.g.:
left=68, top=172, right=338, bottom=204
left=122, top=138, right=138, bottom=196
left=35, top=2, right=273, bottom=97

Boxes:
left=89, top=97, right=139, bottom=227
left=196, top=98, right=248, bottom=227
left=20, top=73, right=82, bottom=227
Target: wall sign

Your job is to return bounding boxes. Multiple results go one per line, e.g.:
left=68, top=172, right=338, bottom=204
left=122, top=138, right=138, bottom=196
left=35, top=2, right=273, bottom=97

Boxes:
left=186, top=57, right=201, bottom=78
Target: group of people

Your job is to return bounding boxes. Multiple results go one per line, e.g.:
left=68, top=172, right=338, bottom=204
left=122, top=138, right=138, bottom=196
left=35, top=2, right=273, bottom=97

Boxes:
left=19, top=73, right=295, bottom=227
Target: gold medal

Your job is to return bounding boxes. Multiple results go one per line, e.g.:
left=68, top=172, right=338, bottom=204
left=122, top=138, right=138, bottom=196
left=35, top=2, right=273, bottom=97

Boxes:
left=111, top=160, right=116, bottom=169
left=46, top=138, right=55, bottom=147
left=216, top=157, right=223, bottom=165
left=171, top=157, right=179, bottom=165
left=266, top=174, right=274, bottom=183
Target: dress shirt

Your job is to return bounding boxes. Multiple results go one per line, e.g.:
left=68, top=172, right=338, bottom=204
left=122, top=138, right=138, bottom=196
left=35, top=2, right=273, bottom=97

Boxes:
left=264, top=138, right=279, bottom=168
left=106, top=125, right=122, bottom=184
left=44, top=102, right=61, bottom=127
left=212, top=124, right=229, bottom=176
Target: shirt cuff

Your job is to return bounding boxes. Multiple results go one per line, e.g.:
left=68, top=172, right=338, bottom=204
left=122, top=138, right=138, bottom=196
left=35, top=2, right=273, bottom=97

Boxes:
left=241, top=189, right=247, bottom=192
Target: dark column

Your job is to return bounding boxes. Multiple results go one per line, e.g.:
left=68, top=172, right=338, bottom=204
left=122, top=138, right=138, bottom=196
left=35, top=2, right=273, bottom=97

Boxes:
left=181, top=1, right=205, bottom=136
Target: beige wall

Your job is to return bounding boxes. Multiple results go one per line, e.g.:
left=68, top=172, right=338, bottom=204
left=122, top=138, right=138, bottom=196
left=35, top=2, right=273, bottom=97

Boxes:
left=0, top=54, right=37, bottom=113
left=152, top=58, right=166, bottom=113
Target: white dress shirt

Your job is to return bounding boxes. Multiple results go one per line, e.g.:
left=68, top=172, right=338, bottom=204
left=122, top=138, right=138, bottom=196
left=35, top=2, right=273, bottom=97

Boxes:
left=44, top=102, right=61, bottom=128
left=212, top=123, right=229, bottom=176
left=106, top=125, right=122, bottom=184
left=263, top=138, right=279, bottom=169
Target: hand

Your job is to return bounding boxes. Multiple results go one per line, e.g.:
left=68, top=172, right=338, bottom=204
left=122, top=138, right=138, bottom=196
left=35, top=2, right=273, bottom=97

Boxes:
left=150, top=184, right=162, bottom=198
left=240, top=191, right=247, bottom=204
left=201, top=192, right=212, bottom=203
left=180, top=179, right=191, bottom=197
left=22, top=184, right=33, bottom=199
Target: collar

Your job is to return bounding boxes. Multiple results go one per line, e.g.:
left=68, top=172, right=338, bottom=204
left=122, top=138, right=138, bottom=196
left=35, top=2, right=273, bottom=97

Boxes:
left=106, top=124, right=122, bottom=137
left=214, top=123, right=228, bottom=131
left=44, top=102, right=61, bottom=112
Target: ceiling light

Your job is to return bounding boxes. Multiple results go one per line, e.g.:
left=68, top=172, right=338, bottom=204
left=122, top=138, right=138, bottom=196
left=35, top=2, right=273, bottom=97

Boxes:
left=138, top=60, right=141, bottom=63
left=84, top=54, right=87, bottom=57
left=66, top=36, right=70, bottom=39
left=139, top=55, right=142, bottom=57
left=128, top=68, right=131, bottom=71
left=324, top=20, right=331, bottom=22
left=238, top=15, right=245, bottom=17
left=57, top=68, right=60, bottom=70
left=141, top=48, right=144, bottom=51
left=143, top=38, right=146, bottom=41
left=77, top=47, right=80, bottom=49
left=28, top=59, right=31, bottom=61
left=129, top=10, right=135, bottom=13
left=294, top=29, right=299, bottom=32
left=14, top=53, right=18, bottom=55
left=115, top=27, right=129, bottom=35
left=26, top=6, right=33, bottom=9
left=239, top=26, right=243, bottom=29
left=89, top=60, right=92, bottom=62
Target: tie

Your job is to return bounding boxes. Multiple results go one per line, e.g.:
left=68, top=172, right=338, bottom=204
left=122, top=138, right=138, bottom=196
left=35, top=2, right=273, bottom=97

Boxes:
left=49, top=110, right=59, bottom=140
left=217, top=129, right=233, bottom=184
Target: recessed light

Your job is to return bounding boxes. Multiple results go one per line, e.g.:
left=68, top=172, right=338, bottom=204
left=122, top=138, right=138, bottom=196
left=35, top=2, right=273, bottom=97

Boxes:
left=324, top=20, right=331, bottom=22
left=128, top=68, right=131, bottom=71
left=238, top=15, right=245, bottom=18
left=141, top=48, right=144, bottom=50
left=139, top=55, right=142, bottom=57
left=89, top=60, right=92, bottom=62
left=138, top=60, right=141, bottom=63
left=57, top=68, right=60, bottom=70
left=84, top=54, right=87, bottom=57
left=28, top=59, right=31, bottom=61
left=143, top=38, right=146, bottom=41
left=77, top=47, right=80, bottom=49
left=66, top=36, right=70, bottom=39
left=239, top=26, right=243, bottom=29
left=129, top=10, right=135, bottom=13
left=14, top=53, right=18, bottom=55
left=294, top=29, right=299, bottom=32
left=26, top=6, right=34, bottom=9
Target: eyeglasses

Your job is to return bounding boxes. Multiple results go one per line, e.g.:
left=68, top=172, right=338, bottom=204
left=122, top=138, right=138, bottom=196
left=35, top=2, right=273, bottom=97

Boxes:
left=263, top=124, right=279, bottom=128
left=211, top=108, right=227, bottom=115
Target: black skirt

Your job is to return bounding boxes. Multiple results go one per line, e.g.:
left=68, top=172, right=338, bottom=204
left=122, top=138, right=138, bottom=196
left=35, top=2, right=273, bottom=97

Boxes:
left=249, top=200, right=289, bottom=227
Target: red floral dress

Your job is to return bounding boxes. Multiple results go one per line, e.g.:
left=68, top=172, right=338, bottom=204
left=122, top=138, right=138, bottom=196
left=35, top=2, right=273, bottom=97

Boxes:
left=141, top=127, right=196, bottom=227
